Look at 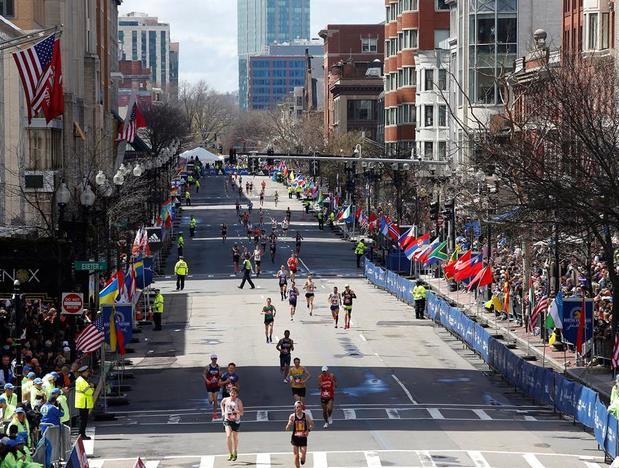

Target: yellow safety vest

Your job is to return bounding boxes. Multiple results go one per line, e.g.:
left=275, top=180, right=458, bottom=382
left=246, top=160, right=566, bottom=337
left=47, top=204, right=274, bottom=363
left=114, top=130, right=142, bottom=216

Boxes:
left=75, top=376, right=94, bottom=409
left=153, top=293, right=165, bottom=313
left=413, top=285, right=426, bottom=300
left=355, top=242, right=366, bottom=255
left=58, top=394, right=70, bottom=424
left=178, top=236, right=185, bottom=247
left=1, top=392, right=16, bottom=407
left=190, top=218, right=197, bottom=228
left=9, top=417, right=30, bottom=446
left=1, top=404, right=14, bottom=423
left=175, top=260, right=188, bottom=276
left=185, top=191, right=191, bottom=199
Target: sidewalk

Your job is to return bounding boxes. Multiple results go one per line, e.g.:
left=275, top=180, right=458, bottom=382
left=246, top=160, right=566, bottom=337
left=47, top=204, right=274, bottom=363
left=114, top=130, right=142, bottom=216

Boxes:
left=422, top=275, right=615, bottom=403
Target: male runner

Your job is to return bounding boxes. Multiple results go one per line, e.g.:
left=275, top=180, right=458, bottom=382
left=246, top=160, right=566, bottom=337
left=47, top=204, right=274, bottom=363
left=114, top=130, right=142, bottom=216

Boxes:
left=318, top=366, right=337, bottom=428
left=203, top=354, right=221, bottom=419
left=221, top=386, right=244, bottom=462
left=261, top=298, right=276, bottom=343
left=287, top=357, right=311, bottom=403
left=276, top=266, right=288, bottom=300
left=282, top=218, right=289, bottom=237
left=328, top=286, right=342, bottom=328
left=286, top=401, right=314, bottom=468
left=341, top=284, right=357, bottom=329
left=288, top=281, right=299, bottom=321
left=270, top=236, right=277, bottom=264
left=274, top=190, right=279, bottom=207
left=303, top=274, right=316, bottom=316
left=232, top=244, right=241, bottom=274
left=219, top=363, right=240, bottom=399
left=276, top=330, right=294, bottom=382
left=295, top=231, right=303, bottom=256
left=253, top=246, right=262, bottom=277
left=286, top=207, right=292, bottom=222
left=221, top=223, right=227, bottom=241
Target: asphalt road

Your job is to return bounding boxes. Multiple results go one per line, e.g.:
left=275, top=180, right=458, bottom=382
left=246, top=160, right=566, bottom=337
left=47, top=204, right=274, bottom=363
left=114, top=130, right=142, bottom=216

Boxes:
left=89, top=175, right=607, bottom=468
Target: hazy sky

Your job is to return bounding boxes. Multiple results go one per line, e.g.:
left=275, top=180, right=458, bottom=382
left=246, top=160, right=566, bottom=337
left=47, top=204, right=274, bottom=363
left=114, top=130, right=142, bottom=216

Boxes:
left=119, top=0, right=384, bottom=93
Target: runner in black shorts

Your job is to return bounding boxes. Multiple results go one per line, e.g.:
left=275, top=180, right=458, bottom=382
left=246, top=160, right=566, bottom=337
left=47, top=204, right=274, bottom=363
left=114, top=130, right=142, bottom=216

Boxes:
left=328, top=286, right=342, bottom=328
left=286, top=401, right=314, bottom=468
left=276, top=330, right=294, bottom=381
left=261, top=298, right=276, bottom=343
left=303, top=274, right=316, bottom=316
left=276, top=266, right=288, bottom=300
left=288, top=357, right=311, bottom=403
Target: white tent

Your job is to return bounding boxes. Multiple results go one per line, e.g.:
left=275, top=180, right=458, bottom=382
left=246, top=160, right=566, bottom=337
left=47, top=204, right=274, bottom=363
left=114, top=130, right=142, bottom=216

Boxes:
left=180, top=147, right=225, bottom=163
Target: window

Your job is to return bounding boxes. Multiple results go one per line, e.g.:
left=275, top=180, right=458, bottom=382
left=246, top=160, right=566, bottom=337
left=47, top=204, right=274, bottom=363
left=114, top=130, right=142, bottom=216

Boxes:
left=400, top=0, right=418, bottom=11
left=436, top=0, right=449, bottom=10
left=438, top=141, right=447, bottom=160
left=149, top=31, right=157, bottom=83
left=438, top=69, right=447, bottom=90
left=402, top=29, right=418, bottom=49
left=434, top=29, right=449, bottom=47
left=588, top=13, right=598, bottom=50
left=361, top=37, right=378, bottom=53
left=602, top=13, right=609, bottom=50
left=141, top=31, right=147, bottom=65
left=425, top=69, right=434, bottom=91
left=407, top=67, right=416, bottom=86
left=399, top=104, right=416, bottom=123
left=348, top=100, right=376, bottom=121
left=161, top=31, right=167, bottom=85
left=425, top=105, right=434, bottom=127
left=438, top=105, right=447, bottom=126
left=131, top=31, right=138, bottom=60
left=385, top=40, right=391, bottom=57
left=424, top=142, right=434, bottom=159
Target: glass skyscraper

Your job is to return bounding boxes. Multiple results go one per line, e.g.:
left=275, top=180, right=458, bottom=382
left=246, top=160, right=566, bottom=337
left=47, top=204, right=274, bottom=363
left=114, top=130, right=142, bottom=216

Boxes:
left=237, top=0, right=310, bottom=109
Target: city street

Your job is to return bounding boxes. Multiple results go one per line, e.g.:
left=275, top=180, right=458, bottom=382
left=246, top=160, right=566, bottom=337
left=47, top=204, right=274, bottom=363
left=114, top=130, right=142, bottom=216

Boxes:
left=89, top=177, right=605, bottom=468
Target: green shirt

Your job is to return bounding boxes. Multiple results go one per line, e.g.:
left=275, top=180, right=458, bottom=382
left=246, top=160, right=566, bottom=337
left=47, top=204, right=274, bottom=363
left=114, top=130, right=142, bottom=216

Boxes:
left=263, top=305, right=275, bottom=321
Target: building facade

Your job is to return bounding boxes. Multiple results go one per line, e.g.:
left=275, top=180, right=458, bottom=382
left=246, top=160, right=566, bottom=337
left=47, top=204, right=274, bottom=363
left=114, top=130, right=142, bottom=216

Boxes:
left=118, top=11, right=171, bottom=92
left=237, top=0, right=311, bottom=110
left=319, top=24, right=385, bottom=141
left=383, top=0, right=450, bottom=157
left=563, top=0, right=614, bottom=54
left=169, top=41, right=179, bottom=99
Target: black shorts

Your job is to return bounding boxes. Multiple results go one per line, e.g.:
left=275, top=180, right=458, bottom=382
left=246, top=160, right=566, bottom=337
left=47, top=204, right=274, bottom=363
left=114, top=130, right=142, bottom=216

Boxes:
left=256, top=260, right=261, bottom=266
left=280, top=354, right=291, bottom=368
left=291, top=435, right=308, bottom=447
left=206, top=384, right=220, bottom=394
left=330, top=305, right=339, bottom=312
left=305, top=293, right=314, bottom=298
left=291, top=387, right=306, bottom=397
left=321, top=397, right=333, bottom=405
left=223, top=420, right=240, bottom=432
left=289, top=299, right=297, bottom=307
left=264, top=319, right=274, bottom=325
left=279, top=280, right=287, bottom=287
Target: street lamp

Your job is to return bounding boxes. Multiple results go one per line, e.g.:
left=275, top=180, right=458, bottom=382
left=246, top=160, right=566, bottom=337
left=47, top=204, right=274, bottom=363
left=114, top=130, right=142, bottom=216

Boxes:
left=12, top=279, right=23, bottom=402
left=56, top=181, right=71, bottom=206
left=80, top=181, right=96, bottom=207
left=113, top=170, right=125, bottom=186
left=95, top=170, right=107, bottom=186
left=133, top=163, right=144, bottom=177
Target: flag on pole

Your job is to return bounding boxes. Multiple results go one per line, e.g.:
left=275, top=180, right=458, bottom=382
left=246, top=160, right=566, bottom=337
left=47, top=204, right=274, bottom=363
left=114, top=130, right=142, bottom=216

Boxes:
left=443, top=246, right=461, bottom=279
left=545, top=291, right=563, bottom=329
left=75, top=315, right=105, bottom=353
left=115, top=312, right=126, bottom=356
left=387, top=222, right=400, bottom=241
left=368, top=212, right=378, bottom=232
left=418, top=237, right=440, bottom=264
left=404, top=232, right=430, bottom=260
left=528, top=295, right=548, bottom=332
left=358, top=211, right=369, bottom=228
left=337, top=205, right=351, bottom=221
left=13, top=33, right=64, bottom=123
left=453, top=250, right=472, bottom=272
left=398, top=227, right=415, bottom=250
left=426, top=240, right=449, bottom=263
left=118, top=102, right=147, bottom=143
left=98, top=277, right=119, bottom=305
left=612, top=333, right=619, bottom=369
left=576, top=294, right=586, bottom=353
left=454, top=254, right=483, bottom=282
left=468, top=265, right=493, bottom=290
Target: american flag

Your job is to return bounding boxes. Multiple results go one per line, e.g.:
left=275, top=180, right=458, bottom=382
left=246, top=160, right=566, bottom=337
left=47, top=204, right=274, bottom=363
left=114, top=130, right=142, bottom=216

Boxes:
left=76, top=315, right=105, bottom=353
left=613, top=333, right=619, bottom=370
left=528, top=295, right=548, bottom=333
left=13, top=34, right=56, bottom=123
left=118, top=102, right=146, bottom=143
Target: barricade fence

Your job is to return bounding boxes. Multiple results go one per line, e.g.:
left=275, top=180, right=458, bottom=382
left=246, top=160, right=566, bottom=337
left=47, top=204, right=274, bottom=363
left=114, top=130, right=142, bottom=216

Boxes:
left=365, top=260, right=619, bottom=460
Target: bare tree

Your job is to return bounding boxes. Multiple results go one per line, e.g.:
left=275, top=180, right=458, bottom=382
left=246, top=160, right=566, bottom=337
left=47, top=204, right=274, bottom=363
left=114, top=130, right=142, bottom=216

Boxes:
left=142, top=102, right=192, bottom=157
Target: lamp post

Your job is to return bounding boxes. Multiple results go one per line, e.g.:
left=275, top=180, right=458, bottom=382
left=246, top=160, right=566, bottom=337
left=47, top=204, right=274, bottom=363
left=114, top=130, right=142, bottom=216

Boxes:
left=56, top=181, right=71, bottom=234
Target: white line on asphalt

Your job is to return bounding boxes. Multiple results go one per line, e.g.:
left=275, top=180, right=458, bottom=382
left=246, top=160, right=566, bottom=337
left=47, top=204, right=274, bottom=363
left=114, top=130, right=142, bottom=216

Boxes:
left=418, top=451, right=436, bottom=467
left=305, top=409, right=314, bottom=420
left=257, top=410, right=269, bottom=421
left=312, top=451, right=328, bottom=468
left=523, top=453, right=545, bottom=468
left=83, top=428, right=95, bottom=455
left=199, top=456, right=215, bottom=468
left=167, top=415, right=181, bottom=424
left=256, top=453, right=271, bottom=468
left=298, top=257, right=311, bottom=273
left=472, top=409, right=492, bottom=421
left=145, top=462, right=160, bottom=468
left=391, top=374, right=418, bottom=404
left=343, top=409, right=356, bottom=420
left=583, top=463, right=602, bottom=468
left=386, top=408, right=400, bottom=419
left=524, top=415, right=537, bottom=421
left=88, top=461, right=104, bottom=468
left=427, top=408, right=444, bottom=420
left=364, top=451, right=383, bottom=467
left=359, top=333, right=367, bottom=342
left=468, top=451, right=491, bottom=468
left=321, top=284, right=326, bottom=289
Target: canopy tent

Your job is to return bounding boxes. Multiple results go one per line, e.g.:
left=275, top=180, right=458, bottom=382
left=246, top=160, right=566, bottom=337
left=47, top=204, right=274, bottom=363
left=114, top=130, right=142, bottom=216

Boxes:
left=180, top=147, right=225, bottom=164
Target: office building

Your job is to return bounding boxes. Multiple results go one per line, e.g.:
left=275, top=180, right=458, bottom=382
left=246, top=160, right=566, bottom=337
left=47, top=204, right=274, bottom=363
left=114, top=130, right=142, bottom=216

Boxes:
left=169, top=42, right=180, bottom=99
left=237, top=0, right=311, bottom=109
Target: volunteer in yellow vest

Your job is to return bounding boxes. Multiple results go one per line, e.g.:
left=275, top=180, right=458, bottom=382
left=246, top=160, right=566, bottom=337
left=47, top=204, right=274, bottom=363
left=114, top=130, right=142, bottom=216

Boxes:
left=75, top=366, right=94, bottom=440
left=177, top=232, right=185, bottom=257
left=288, top=186, right=293, bottom=199
left=354, top=239, right=366, bottom=269
left=412, top=281, right=427, bottom=320
left=185, top=189, right=191, bottom=206
left=0, top=396, right=15, bottom=427
left=328, top=211, right=335, bottom=227
left=30, top=378, right=45, bottom=408
left=153, top=288, right=165, bottom=331
left=189, top=215, right=197, bottom=238
left=295, top=186, right=302, bottom=199
left=175, top=256, right=189, bottom=291
left=195, top=179, right=201, bottom=193
left=1, top=383, right=17, bottom=407
left=8, top=407, right=31, bottom=447
left=188, top=174, right=194, bottom=186
left=53, top=387, right=71, bottom=425
left=21, top=372, right=35, bottom=404
left=15, top=435, right=38, bottom=468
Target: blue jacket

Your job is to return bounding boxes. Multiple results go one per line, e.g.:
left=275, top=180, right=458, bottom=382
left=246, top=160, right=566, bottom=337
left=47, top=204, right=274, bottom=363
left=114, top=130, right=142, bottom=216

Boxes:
left=40, top=402, right=64, bottom=430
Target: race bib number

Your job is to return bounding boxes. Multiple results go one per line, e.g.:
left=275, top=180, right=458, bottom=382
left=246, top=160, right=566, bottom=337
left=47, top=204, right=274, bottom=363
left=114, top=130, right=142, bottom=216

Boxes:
left=321, top=389, right=331, bottom=398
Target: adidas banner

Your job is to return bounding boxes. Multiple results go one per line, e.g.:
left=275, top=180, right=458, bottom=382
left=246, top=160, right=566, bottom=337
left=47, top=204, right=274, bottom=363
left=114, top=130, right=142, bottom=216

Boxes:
left=146, top=227, right=163, bottom=253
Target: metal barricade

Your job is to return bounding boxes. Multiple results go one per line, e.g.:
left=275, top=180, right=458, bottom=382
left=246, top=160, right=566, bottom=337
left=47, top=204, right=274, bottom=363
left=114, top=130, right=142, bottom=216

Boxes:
left=33, top=423, right=72, bottom=466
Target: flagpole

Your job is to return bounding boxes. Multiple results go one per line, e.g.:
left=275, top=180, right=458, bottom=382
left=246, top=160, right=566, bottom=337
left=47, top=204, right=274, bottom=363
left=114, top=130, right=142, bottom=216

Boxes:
left=0, top=25, right=62, bottom=51
left=542, top=311, right=547, bottom=368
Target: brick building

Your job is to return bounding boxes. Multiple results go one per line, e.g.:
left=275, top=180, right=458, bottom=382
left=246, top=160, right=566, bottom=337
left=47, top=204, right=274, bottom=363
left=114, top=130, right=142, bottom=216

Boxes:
left=563, top=0, right=614, bottom=54
left=319, top=24, right=385, bottom=141
left=118, top=60, right=154, bottom=110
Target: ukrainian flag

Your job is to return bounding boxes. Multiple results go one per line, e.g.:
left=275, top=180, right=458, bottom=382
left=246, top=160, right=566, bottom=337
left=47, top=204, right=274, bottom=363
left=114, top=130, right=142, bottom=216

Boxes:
left=109, top=307, right=117, bottom=351
left=99, top=277, right=119, bottom=305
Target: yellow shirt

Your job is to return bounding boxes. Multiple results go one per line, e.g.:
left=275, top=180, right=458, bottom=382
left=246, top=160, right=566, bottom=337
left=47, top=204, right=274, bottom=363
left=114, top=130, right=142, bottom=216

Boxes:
left=289, top=367, right=306, bottom=389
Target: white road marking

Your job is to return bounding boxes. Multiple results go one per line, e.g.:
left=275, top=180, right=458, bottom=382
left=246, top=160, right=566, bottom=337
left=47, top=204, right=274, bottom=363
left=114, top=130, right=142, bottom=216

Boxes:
left=391, top=374, right=418, bottom=404
left=83, top=428, right=95, bottom=455
left=584, top=463, right=602, bottom=468
left=472, top=409, right=492, bottom=421
left=524, top=415, right=537, bottom=421
left=427, top=408, right=444, bottom=420
left=468, top=451, right=491, bottom=468
left=386, top=408, right=400, bottom=419
left=167, top=415, right=181, bottom=424
left=523, top=453, right=545, bottom=468
left=298, top=257, right=311, bottom=272
left=418, top=451, right=436, bottom=467
left=199, top=456, right=215, bottom=468
left=343, top=408, right=356, bottom=420
left=257, top=410, right=269, bottom=421
left=359, top=333, right=367, bottom=342
left=256, top=453, right=271, bottom=468
left=312, top=451, right=328, bottom=468
left=364, top=451, right=383, bottom=467
left=145, top=462, right=160, bottom=468
left=88, top=461, right=104, bottom=468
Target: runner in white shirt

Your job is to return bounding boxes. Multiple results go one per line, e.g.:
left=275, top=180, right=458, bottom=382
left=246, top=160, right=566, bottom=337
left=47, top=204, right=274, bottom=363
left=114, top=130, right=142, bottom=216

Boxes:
left=221, top=387, right=244, bottom=462
left=253, top=247, right=262, bottom=277
left=328, top=286, right=342, bottom=328
left=303, top=274, right=316, bottom=316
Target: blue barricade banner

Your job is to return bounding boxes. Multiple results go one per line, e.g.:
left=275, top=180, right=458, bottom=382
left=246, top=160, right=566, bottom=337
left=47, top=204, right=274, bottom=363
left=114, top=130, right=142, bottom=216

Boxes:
left=594, top=397, right=608, bottom=449
left=101, top=303, right=134, bottom=345
left=577, top=385, right=598, bottom=429
left=561, top=298, right=594, bottom=346
left=606, top=413, right=618, bottom=458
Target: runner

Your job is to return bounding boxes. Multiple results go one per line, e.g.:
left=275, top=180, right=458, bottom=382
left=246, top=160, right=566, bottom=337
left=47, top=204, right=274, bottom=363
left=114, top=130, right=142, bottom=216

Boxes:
left=261, top=179, right=266, bottom=192
left=248, top=200, right=253, bottom=213
left=259, top=191, right=265, bottom=207
left=235, top=200, right=240, bottom=216
left=318, top=366, right=337, bottom=428
left=287, top=253, right=298, bottom=281
left=221, top=386, right=244, bottom=462
left=282, top=218, right=289, bottom=237
left=274, top=190, right=279, bottom=207
left=286, top=401, right=314, bottom=468
left=286, top=207, right=292, bottom=222
left=221, top=223, right=228, bottom=242
left=261, top=298, right=276, bottom=343
left=328, top=286, right=342, bottom=328
left=259, top=208, right=265, bottom=225
left=276, top=265, right=288, bottom=300
left=202, top=354, right=221, bottom=419
left=260, top=232, right=267, bottom=254
left=303, top=274, right=316, bottom=316
left=253, top=245, right=262, bottom=277
left=232, top=244, right=241, bottom=274
left=270, top=235, right=277, bottom=264
left=341, top=284, right=357, bottom=329
left=295, top=231, right=303, bottom=255
left=219, top=362, right=240, bottom=399
left=287, top=357, right=311, bottom=403
left=276, top=330, right=294, bottom=382
left=288, top=281, right=299, bottom=321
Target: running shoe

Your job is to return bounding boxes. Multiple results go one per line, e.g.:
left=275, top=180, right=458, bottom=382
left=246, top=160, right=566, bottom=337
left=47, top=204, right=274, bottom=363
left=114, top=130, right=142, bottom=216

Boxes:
left=328, top=416, right=333, bottom=424
left=323, top=422, right=329, bottom=428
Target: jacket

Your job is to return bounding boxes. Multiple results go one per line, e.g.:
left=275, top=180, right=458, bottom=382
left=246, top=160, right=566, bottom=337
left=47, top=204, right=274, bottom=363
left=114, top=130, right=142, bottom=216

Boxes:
left=413, top=285, right=427, bottom=301
left=175, top=260, right=189, bottom=276
left=75, top=376, right=94, bottom=410
left=355, top=241, right=366, bottom=255
left=153, top=293, right=165, bottom=314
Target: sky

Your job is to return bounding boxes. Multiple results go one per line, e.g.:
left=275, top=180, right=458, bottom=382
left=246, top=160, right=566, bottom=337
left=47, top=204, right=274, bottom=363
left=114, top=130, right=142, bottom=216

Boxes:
left=119, top=0, right=384, bottom=94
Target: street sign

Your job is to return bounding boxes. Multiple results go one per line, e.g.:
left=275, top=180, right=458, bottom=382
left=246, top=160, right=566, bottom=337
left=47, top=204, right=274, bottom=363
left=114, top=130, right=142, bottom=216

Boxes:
left=74, top=260, right=107, bottom=272
left=61, top=292, right=84, bottom=315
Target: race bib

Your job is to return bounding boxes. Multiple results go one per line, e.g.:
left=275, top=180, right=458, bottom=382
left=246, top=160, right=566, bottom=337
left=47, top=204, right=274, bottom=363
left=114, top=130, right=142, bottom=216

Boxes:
left=321, top=389, right=331, bottom=398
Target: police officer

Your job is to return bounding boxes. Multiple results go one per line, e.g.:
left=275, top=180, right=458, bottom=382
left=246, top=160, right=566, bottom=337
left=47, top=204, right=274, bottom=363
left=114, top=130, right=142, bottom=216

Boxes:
left=195, top=179, right=201, bottom=192
left=288, top=186, right=293, bottom=199
left=177, top=232, right=185, bottom=257
left=185, top=189, right=191, bottom=206
left=74, top=366, right=94, bottom=440
left=354, top=239, right=366, bottom=268
left=328, top=211, right=335, bottom=228
left=174, top=257, right=189, bottom=291
left=317, top=211, right=324, bottom=230
left=153, top=289, right=165, bottom=331
left=238, top=254, right=255, bottom=290
left=413, top=281, right=427, bottom=319
left=189, top=216, right=197, bottom=238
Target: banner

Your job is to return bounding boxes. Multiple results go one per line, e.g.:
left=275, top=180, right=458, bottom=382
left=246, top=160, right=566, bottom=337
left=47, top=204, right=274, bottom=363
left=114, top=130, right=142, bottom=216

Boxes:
left=561, top=298, right=593, bottom=346
left=101, top=304, right=134, bottom=345
left=66, top=436, right=89, bottom=468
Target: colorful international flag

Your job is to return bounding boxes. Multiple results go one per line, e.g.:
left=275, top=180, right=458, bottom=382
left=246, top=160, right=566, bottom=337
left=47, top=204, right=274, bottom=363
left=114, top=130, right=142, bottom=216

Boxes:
left=99, top=277, right=119, bottom=305
left=118, top=102, right=146, bottom=143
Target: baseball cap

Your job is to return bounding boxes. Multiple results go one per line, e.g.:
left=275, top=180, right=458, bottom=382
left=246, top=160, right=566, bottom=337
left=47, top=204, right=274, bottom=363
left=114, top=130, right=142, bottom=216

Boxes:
left=210, top=354, right=218, bottom=359
left=51, top=388, right=61, bottom=395
left=321, top=365, right=328, bottom=372
left=15, top=407, right=25, bottom=414
left=27, top=372, right=35, bottom=379
left=3, top=383, right=13, bottom=390
left=344, top=284, right=350, bottom=288
left=50, top=372, right=60, bottom=379
left=33, top=378, right=42, bottom=385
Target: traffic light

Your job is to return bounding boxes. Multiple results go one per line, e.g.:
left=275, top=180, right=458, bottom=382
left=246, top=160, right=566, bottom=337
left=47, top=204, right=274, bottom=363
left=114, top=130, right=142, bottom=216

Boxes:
left=442, top=199, right=455, bottom=218
left=430, top=201, right=439, bottom=221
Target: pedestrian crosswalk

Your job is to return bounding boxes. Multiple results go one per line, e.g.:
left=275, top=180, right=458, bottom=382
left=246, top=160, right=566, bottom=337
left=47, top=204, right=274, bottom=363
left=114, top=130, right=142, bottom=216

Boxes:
left=88, top=450, right=605, bottom=468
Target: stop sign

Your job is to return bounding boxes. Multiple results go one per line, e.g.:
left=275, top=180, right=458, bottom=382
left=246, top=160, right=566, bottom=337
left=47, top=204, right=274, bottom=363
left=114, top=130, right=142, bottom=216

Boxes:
left=61, top=292, right=84, bottom=315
